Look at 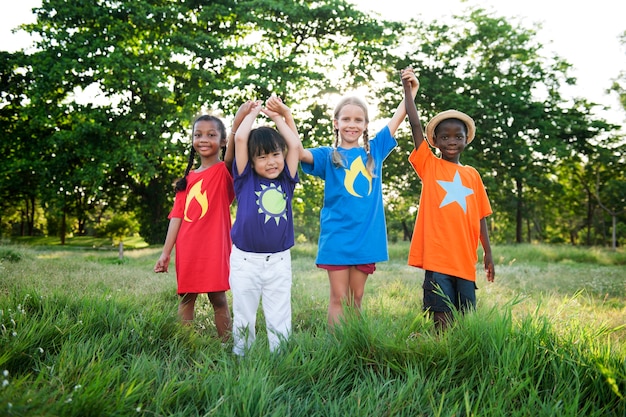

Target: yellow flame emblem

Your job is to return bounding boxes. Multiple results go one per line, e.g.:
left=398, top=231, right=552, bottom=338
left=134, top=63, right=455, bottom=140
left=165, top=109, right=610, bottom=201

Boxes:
left=184, top=180, right=208, bottom=222
left=344, top=157, right=372, bottom=198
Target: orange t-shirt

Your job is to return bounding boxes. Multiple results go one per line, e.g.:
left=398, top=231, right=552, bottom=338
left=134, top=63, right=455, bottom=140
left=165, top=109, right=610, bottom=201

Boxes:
left=407, top=142, right=492, bottom=281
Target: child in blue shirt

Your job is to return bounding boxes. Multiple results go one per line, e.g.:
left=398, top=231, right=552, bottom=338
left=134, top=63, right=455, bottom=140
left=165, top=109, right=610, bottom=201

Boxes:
left=299, top=69, right=419, bottom=327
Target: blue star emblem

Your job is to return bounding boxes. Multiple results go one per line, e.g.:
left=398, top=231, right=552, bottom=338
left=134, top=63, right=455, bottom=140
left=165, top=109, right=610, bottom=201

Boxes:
left=437, top=171, right=474, bottom=213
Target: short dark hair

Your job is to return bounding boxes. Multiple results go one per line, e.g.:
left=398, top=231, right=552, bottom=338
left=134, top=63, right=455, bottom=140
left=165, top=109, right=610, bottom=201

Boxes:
left=248, top=126, right=287, bottom=158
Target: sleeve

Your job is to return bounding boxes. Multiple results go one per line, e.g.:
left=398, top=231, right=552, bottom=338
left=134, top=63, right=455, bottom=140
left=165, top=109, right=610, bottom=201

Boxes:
left=232, top=159, right=254, bottom=196
left=168, top=190, right=185, bottom=219
left=473, top=169, right=492, bottom=218
left=371, top=126, right=397, bottom=162
left=283, top=163, right=299, bottom=185
left=301, top=147, right=331, bottom=178
left=408, top=140, right=432, bottom=180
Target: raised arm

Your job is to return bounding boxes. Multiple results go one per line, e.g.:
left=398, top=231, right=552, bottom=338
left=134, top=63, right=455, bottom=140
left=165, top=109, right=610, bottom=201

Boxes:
left=386, top=67, right=419, bottom=136
left=402, top=70, right=425, bottom=149
left=263, top=95, right=301, bottom=177
left=234, top=100, right=263, bottom=175
left=225, top=101, right=254, bottom=172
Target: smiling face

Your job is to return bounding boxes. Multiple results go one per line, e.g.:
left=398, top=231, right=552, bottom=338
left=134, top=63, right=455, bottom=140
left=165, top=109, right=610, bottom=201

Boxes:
left=192, top=119, right=225, bottom=161
left=252, top=149, right=285, bottom=180
left=334, top=103, right=368, bottom=149
left=432, top=119, right=468, bottom=164
left=248, top=126, right=287, bottom=180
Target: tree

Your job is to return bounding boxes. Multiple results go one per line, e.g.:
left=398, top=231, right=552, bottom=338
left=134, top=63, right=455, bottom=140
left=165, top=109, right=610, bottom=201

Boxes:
left=16, top=0, right=398, bottom=244
left=387, top=8, right=618, bottom=243
left=102, top=213, right=139, bottom=260
left=0, top=51, right=52, bottom=237
left=592, top=143, right=626, bottom=249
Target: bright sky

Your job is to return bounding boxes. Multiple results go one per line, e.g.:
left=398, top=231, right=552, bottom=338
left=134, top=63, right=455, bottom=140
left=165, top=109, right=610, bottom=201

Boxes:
left=2, top=0, right=626, bottom=126
left=357, top=0, right=626, bottom=127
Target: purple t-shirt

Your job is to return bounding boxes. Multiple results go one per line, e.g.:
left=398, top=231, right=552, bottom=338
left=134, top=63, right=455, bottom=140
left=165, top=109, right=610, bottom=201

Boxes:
left=231, top=160, right=298, bottom=253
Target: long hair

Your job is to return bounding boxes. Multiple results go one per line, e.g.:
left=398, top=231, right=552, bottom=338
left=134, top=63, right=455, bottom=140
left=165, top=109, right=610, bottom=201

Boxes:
left=174, top=115, right=227, bottom=192
left=331, top=96, right=375, bottom=177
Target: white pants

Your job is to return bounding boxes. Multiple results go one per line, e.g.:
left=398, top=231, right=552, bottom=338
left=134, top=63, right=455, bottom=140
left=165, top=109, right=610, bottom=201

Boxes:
left=230, top=245, right=292, bottom=356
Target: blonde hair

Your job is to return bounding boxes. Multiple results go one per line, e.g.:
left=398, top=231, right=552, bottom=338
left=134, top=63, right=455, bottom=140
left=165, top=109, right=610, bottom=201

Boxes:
left=331, top=96, right=375, bottom=177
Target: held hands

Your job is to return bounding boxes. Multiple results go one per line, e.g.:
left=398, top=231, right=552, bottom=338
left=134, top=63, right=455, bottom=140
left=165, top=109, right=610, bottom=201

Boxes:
left=238, top=95, right=292, bottom=123
left=400, top=67, right=419, bottom=97
left=232, top=100, right=258, bottom=131
left=263, top=94, right=290, bottom=120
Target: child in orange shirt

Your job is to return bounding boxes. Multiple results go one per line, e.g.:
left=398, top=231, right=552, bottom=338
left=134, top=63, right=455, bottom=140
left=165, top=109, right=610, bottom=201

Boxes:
left=402, top=73, right=495, bottom=330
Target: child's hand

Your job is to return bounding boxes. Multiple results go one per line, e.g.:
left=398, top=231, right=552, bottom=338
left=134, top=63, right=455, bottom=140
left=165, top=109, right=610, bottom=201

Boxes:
left=484, top=253, right=495, bottom=282
left=233, top=101, right=255, bottom=129
left=247, top=100, right=263, bottom=117
left=401, top=67, right=419, bottom=97
left=154, top=255, right=170, bottom=273
left=264, top=95, right=290, bottom=118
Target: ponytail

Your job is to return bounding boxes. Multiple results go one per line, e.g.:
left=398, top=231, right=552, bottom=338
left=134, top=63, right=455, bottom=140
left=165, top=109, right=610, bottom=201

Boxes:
left=330, top=128, right=344, bottom=168
left=362, top=129, right=376, bottom=177
left=174, top=147, right=196, bottom=192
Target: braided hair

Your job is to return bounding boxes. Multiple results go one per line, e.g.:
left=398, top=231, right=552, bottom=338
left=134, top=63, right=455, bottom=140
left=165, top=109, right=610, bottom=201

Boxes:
left=330, top=96, right=375, bottom=177
left=174, top=115, right=227, bottom=192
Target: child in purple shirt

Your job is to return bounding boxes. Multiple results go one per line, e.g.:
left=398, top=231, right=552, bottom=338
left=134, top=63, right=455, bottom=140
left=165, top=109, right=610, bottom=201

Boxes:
left=226, top=96, right=301, bottom=356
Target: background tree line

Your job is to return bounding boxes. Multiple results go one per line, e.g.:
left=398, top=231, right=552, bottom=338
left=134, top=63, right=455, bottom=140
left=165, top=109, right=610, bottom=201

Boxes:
left=1, top=0, right=625, bottom=247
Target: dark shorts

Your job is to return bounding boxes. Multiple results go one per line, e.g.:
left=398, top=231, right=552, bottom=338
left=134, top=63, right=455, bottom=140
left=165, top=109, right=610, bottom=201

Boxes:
left=423, top=270, right=477, bottom=313
left=317, top=263, right=376, bottom=275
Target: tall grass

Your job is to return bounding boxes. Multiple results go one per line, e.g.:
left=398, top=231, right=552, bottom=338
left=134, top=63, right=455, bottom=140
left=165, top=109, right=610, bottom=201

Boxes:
left=0, top=242, right=624, bottom=416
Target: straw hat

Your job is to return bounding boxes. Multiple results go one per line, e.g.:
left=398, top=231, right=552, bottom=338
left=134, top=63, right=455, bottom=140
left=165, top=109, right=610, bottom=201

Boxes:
left=425, top=110, right=476, bottom=147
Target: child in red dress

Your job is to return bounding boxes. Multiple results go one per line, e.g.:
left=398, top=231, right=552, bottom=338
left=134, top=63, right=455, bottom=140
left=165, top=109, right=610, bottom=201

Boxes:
left=154, top=110, right=245, bottom=341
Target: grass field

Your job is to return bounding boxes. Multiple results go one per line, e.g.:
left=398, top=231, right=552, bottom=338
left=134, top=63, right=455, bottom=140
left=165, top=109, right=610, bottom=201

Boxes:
left=0, top=240, right=624, bottom=416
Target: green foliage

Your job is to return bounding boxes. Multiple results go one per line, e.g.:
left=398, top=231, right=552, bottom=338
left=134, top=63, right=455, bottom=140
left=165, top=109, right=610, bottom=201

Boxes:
left=0, top=248, right=24, bottom=263
left=99, top=213, right=139, bottom=244
left=1, top=2, right=624, bottom=248
left=494, top=243, right=626, bottom=266
left=0, top=243, right=624, bottom=416
left=393, top=8, right=622, bottom=244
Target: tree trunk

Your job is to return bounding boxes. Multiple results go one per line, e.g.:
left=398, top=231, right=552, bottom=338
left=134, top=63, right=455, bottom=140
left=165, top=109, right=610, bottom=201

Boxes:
left=515, top=177, right=523, bottom=243
left=585, top=189, right=593, bottom=246
left=611, top=215, right=617, bottom=250
left=402, top=220, right=412, bottom=241
left=27, top=195, right=36, bottom=236
left=60, top=209, right=67, bottom=245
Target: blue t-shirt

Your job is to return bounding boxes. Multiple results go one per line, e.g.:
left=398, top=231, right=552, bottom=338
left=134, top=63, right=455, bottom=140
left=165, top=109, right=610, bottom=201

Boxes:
left=231, top=160, right=298, bottom=254
left=301, top=126, right=397, bottom=265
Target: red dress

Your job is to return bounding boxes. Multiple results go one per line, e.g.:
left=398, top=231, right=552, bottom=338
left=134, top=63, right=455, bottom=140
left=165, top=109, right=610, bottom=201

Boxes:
left=169, top=162, right=234, bottom=293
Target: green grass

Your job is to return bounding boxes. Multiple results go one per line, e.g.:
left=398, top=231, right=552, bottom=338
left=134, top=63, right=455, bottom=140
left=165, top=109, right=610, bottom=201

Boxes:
left=0, top=241, right=624, bottom=416
left=9, top=235, right=149, bottom=250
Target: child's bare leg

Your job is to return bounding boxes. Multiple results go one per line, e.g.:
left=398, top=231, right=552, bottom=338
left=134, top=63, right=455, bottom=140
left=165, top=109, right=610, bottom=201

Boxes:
left=178, top=293, right=198, bottom=325
left=327, top=269, right=350, bottom=327
left=347, top=267, right=368, bottom=311
left=434, top=311, right=452, bottom=331
left=208, top=291, right=232, bottom=342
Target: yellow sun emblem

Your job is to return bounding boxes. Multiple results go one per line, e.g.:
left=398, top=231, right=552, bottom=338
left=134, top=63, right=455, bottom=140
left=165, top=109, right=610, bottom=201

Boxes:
left=256, top=183, right=288, bottom=225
